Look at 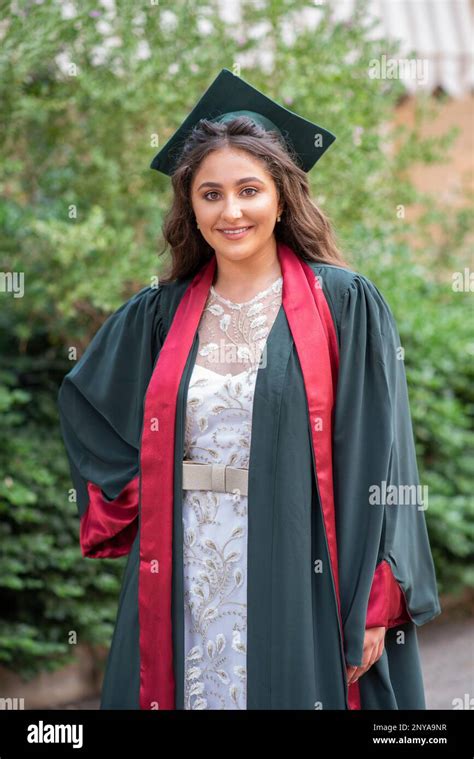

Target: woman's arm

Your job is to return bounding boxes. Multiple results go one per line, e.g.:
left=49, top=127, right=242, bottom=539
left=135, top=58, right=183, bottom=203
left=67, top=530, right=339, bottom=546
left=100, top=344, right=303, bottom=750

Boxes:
left=57, top=285, right=164, bottom=558
left=331, top=272, right=441, bottom=670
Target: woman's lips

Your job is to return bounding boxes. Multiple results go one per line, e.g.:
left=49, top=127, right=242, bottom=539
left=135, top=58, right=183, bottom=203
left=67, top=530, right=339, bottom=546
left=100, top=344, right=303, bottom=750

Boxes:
left=217, top=226, right=254, bottom=240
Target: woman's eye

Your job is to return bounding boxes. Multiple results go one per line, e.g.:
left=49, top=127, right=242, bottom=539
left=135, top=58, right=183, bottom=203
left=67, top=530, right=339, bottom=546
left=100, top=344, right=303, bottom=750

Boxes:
left=203, top=188, right=258, bottom=201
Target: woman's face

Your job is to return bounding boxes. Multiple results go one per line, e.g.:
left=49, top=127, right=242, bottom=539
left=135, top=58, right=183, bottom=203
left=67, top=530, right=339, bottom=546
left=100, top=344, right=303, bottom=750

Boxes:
left=190, top=147, right=282, bottom=263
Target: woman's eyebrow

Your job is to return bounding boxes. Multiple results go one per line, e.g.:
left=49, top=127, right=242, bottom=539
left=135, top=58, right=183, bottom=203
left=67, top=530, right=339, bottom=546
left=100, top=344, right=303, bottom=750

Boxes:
left=196, top=176, right=265, bottom=191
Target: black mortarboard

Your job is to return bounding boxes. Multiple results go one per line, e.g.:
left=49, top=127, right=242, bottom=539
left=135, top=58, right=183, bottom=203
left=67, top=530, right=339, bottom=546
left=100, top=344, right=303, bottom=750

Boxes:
left=150, top=68, right=336, bottom=176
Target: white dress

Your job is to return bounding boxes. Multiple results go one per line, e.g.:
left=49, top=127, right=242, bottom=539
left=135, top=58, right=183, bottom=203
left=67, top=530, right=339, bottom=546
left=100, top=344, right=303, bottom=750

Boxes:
left=182, top=275, right=283, bottom=710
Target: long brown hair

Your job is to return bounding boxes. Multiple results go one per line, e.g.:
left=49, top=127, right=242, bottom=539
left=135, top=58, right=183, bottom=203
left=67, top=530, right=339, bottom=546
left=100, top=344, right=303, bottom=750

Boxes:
left=158, top=116, right=349, bottom=283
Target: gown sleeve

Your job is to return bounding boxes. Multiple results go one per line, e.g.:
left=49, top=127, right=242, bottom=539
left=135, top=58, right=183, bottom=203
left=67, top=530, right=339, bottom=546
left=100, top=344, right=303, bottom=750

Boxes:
left=332, top=273, right=441, bottom=667
left=57, top=285, right=164, bottom=559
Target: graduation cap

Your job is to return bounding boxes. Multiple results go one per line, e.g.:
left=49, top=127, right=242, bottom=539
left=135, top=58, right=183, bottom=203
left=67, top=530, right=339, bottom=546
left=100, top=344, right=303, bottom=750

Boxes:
left=150, top=68, right=336, bottom=176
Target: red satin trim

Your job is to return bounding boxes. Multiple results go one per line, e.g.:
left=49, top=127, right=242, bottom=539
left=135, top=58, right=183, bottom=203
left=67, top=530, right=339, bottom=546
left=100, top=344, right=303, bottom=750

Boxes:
left=80, top=476, right=139, bottom=559
left=366, top=559, right=412, bottom=629
left=139, top=262, right=216, bottom=710
left=284, top=254, right=361, bottom=710
left=137, top=243, right=364, bottom=711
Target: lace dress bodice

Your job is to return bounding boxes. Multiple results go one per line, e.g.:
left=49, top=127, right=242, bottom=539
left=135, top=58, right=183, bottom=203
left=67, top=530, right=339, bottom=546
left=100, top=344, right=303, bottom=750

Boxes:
left=183, top=274, right=283, bottom=468
left=193, top=275, right=283, bottom=377
left=182, top=275, right=282, bottom=709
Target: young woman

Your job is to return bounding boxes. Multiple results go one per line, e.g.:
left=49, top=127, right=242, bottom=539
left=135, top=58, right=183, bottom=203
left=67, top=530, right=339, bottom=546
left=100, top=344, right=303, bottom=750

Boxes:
left=58, top=69, right=441, bottom=710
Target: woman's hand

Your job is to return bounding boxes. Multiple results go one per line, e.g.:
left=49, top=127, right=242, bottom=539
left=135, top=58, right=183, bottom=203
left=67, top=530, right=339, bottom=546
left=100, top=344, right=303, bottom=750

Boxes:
left=346, top=626, right=386, bottom=686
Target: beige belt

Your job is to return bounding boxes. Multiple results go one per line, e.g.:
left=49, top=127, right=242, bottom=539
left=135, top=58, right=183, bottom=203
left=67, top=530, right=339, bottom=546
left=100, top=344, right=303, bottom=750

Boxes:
left=182, top=460, right=248, bottom=496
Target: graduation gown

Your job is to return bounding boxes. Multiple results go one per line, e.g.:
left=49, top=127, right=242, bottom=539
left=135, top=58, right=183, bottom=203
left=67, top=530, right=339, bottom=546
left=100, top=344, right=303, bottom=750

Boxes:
left=57, top=242, right=441, bottom=710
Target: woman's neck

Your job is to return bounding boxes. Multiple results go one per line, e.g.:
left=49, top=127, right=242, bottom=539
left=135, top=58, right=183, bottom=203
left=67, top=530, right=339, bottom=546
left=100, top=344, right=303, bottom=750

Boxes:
left=212, top=246, right=282, bottom=303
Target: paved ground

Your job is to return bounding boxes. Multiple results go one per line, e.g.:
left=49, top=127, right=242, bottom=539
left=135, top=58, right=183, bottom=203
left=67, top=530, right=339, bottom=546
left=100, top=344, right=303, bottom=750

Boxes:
left=418, top=614, right=473, bottom=709
left=55, top=612, right=473, bottom=710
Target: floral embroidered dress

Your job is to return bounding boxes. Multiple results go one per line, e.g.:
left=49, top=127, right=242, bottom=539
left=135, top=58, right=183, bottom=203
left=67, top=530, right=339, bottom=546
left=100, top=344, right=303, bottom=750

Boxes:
left=182, top=275, right=283, bottom=710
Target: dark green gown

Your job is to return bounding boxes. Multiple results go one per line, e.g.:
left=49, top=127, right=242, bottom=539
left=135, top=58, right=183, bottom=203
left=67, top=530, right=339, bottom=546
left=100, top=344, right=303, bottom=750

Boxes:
left=57, top=261, right=441, bottom=710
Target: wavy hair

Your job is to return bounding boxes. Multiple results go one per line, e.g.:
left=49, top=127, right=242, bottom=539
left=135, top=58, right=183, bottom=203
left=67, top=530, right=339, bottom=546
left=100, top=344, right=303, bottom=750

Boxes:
left=158, top=116, right=349, bottom=283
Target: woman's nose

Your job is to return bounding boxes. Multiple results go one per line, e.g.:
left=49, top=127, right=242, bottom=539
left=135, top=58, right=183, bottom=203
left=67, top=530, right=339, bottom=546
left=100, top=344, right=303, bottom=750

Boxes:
left=221, top=198, right=243, bottom=220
